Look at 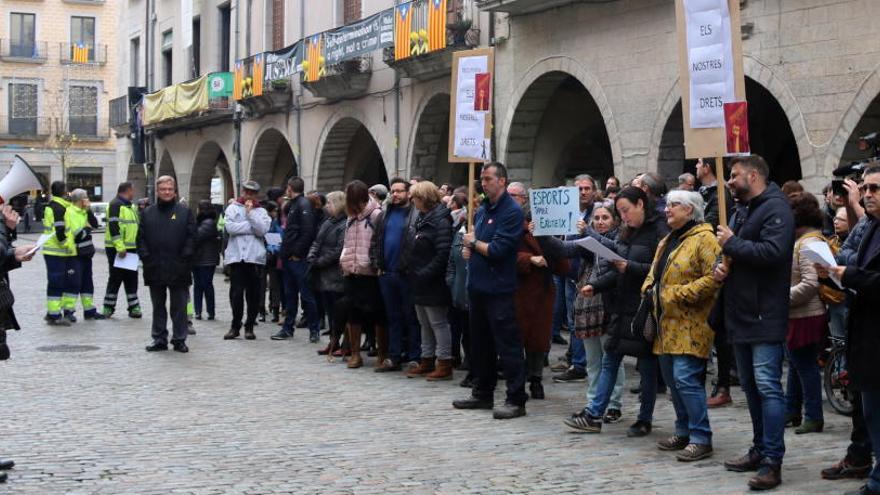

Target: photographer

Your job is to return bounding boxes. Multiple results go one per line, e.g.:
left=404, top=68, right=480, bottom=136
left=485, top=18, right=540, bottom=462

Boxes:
left=0, top=204, right=37, bottom=484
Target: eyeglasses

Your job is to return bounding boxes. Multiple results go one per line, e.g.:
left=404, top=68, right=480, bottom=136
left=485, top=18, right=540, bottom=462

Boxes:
left=833, top=216, right=848, bottom=222
left=859, top=183, right=880, bottom=194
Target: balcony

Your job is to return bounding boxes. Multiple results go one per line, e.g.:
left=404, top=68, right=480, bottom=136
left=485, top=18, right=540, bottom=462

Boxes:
left=0, top=39, right=48, bottom=63
left=302, top=57, right=372, bottom=100
left=109, top=87, right=147, bottom=136
left=475, top=0, right=613, bottom=15
left=142, top=73, right=234, bottom=135
left=56, top=118, right=111, bottom=142
left=383, top=0, right=481, bottom=81
left=235, top=52, right=294, bottom=116
left=59, top=43, right=108, bottom=65
left=0, top=116, right=51, bottom=140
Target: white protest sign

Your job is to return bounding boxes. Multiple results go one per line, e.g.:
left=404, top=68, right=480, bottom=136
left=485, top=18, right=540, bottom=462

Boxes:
left=684, top=0, right=736, bottom=129
left=448, top=48, right=494, bottom=163
left=529, top=187, right=580, bottom=236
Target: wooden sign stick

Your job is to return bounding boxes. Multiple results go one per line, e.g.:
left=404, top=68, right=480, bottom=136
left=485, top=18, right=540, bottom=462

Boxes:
left=467, top=161, right=476, bottom=232
left=715, top=155, right=728, bottom=228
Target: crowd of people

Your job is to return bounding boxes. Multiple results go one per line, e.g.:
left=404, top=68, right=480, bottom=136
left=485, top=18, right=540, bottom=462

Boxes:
left=0, top=153, right=878, bottom=493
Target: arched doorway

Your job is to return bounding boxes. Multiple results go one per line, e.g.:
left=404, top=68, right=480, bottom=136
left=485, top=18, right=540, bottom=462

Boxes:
left=316, top=118, right=388, bottom=192
left=126, top=156, right=147, bottom=198
left=837, top=92, right=880, bottom=169
left=655, top=77, right=802, bottom=184
left=158, top=150, right=176, bottom=179
left=190, top=141, right=234, bottom=206
left=505, top=71, right=613, bottom=187
left=410, top=93, right=468, bottom=186
left=249, top=128, right=297, bottom=192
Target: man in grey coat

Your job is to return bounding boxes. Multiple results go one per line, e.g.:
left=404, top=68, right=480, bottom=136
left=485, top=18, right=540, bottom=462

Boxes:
left=223, top=180, right=271, bottom=340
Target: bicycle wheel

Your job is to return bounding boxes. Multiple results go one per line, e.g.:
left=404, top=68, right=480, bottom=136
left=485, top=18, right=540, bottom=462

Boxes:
left=824, top=347, right=854, bottom=417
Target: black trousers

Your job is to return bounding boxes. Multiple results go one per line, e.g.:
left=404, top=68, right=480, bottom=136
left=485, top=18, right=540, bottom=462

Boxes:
left=468, top=290, right=528, bottom=406
left=229, top=262, right=262, bottom=330
left=848, top=391, right=874, bottom=463
left=104, top=248, right=140, bottom=311
left=149, top=285, right=189, bottom=345
left=714, top=323, right=735, bottom=389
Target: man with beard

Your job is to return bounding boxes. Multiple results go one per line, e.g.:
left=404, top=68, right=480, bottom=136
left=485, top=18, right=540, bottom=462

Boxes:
left=714, top=155, right=794, bottom=490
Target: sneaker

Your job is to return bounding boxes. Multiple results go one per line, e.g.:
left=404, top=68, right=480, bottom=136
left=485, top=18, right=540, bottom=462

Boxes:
left=657, top=435, right=689, bottom=451
left=794, top=419, right=823, bottom=434
left=676, top=443, right=713, bottom=462
left=553, top=366, right=586, bottom=383
left=128, top=307, right=143, bottom=319
left=626, top=420, right=652, bottom=437
left=603, top=408, right=622, bottom=424
left=550, top=360, right=570, bottom=373
left=46, top=317, right=71, bottom=327
left=821, top=457, right=871, bottom=480
left=271, top=331, right=293, bottom=341
left=563, top=410, right=603, bottom=433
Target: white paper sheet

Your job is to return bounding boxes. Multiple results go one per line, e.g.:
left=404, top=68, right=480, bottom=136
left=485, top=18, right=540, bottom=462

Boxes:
left=264, top=233, right=282, bottom=246
left=573, top=236, right=625, bottom=262
left=25, top=233, right=52, bottom=256
left=113, top=252, right=140, bottom=271
left=803, top=241, right=843, bottom=288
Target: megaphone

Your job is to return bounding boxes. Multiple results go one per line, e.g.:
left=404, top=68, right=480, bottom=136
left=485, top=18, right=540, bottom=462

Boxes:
left=0, top=155, right=44, bottom=204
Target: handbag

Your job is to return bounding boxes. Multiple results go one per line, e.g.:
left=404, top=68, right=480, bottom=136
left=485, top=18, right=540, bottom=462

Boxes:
left=631, top=285, right=657, bottom=343
left=0, top=278, right=15, bottom=312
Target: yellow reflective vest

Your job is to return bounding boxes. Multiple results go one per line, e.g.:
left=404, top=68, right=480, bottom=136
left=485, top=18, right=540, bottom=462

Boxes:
left=105, top=197, right=139, bottom=252
left=42, top=197, right=75, bottom=257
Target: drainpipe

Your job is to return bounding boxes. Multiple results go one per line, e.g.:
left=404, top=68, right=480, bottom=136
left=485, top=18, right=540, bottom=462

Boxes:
left=145, top=0, right=157, bottom=202
left=233, top=0, right=242, bottom=192
left=296, top=0, right=304, bottom=180
left=394, top=0, right=401, bottom=178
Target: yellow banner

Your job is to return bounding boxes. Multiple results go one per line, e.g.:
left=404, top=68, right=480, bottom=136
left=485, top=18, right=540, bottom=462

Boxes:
left=143, top=75, right=210, bottom=126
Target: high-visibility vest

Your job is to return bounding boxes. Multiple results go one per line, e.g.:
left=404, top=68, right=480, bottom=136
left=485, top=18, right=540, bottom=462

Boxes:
left=42, top=197, right=75, bottom=257
left=65, top=204, right=93, bottom=256
left=105, top=197, right=139, bottom=252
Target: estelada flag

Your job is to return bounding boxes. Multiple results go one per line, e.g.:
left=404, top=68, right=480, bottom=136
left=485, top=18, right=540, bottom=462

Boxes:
left=724, top=101, right=750, bottom=156
left=428, top=0, right=447, bottom=52
left=395, top=3, right=413, bottom=61
left=72, top=43, right=89, bottom=63
left=475, top=73, right=491, bottom=112
left=305, top=35, right=323, bottom=82
left=253, top=53, right=264, bottom=97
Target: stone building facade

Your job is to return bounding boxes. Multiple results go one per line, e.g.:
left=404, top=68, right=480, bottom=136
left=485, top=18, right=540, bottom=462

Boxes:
left=112, top=0, right=880, bottom=204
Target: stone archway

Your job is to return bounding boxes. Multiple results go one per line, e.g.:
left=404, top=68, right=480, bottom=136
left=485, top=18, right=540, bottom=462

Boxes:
left=826, top=68, right=880, bottom=175
left=157, top=149, right=176, bottom=179
left=190, top=141, right=233, bottom=205
left=249, top=127, right=297, bottom=192
left=408, top=93, right=466, bottom=185
left=498, top=57, right=622, bottom=185
left=316, top=117, right=388, bottom=192
left=503, top=70, right=614, bottom=187
left=126, top=156, right=147, bottom=198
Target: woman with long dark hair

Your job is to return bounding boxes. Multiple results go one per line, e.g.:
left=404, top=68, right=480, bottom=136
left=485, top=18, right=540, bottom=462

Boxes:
left=192, top=200, right=220, bottom=321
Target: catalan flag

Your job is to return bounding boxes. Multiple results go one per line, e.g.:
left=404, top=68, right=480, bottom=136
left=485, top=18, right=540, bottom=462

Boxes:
left=305, top=35, right=323, bottom=82
left=253, top=53, right=264, bottom=96
left=72, top=43, right=89, bottom=63
left=233, top=60, right=244, bottom=100
left=428, top=0, right=447, bottom=52
left=394, top=2, right=413, bottom=61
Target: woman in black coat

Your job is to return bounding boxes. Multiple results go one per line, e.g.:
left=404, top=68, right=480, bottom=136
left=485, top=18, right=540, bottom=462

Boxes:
left=402, top=181, right=453, bottom=380
left=192, top=200, right=220, bottom=320
left=307, top=191, right=347, bottom=355
left=564, top=186, right=668, bottom=438
left=0, top=205, right=37, bottom=361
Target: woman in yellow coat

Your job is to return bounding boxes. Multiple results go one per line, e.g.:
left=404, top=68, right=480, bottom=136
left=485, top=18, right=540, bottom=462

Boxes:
left=641, top=189, right=723, bottom=462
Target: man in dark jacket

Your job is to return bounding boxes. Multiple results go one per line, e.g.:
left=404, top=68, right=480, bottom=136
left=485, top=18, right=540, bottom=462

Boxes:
left=453, top=162, right=527, bottom=420
left=138, top=175, right=196, bottom=353
left=714, top=155, right=794, bottom=490
left=370, top=177, right=421, bottom=371
left=273, top=176, right=319, bottom=341
left=818, top=165, right=880, bottom=495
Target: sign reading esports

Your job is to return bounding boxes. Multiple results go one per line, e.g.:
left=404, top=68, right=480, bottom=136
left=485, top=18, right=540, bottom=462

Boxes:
left=529, top=187, right=581, bottom=236
left=324, top=10, right=394, bottom=65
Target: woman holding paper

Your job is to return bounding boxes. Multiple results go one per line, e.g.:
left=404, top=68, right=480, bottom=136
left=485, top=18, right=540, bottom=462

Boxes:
left=784, top=193, right=829, bottom=435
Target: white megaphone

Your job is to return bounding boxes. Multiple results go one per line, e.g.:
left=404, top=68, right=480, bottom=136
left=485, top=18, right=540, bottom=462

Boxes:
left=0, top=155, right=44, bottom=204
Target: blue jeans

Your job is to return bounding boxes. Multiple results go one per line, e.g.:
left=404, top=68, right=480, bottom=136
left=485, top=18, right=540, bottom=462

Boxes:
left=551, top=276, right=567, bottom=338
left=733, top=342, right=786, bottom=465
left=587, top=351, right=657, bottom=423
left=659, top=354, right=713, bottom=445
left=281, top=259, right=318, bottom=335
left=828, top=303, right=848, bottom=340
left=379, top=272, right=421, bottom=362
left=785, top=343, right=824, bottom=423
left=860, top=388, right=880, bottom=491
left=584, top=334, right=624, bottom=410
left=191, top=265, right=216, bottom=317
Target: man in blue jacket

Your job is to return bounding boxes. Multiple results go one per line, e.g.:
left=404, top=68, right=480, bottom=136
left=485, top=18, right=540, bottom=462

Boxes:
left=714, top=155, right=794, bottom=491
left=453, top=162, right=527, bottom=420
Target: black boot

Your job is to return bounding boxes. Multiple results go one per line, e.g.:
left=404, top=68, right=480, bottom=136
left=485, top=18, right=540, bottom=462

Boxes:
left=529, top=377, right=545, bottom=400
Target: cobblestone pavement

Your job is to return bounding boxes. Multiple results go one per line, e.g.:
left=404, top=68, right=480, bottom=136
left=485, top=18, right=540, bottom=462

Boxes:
left=1, top=235, right=866, bottom=494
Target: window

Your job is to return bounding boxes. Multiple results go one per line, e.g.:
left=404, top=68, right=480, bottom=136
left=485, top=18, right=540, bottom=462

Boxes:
left=343, top=0, right=361, bottom=24
left=10, top=13, right=36, bottom=58
left=272, top=0, right=284, bottom=50
left=162, top=30, right=173, bottom=86
left=68, top=85, right=98, bottom=136
left=219, top=4, right=231, bottom=72
left=192, top=18, right=201, bottom=76
left=71, top=16, right=96, bottom=61
left=7, top=83, right=38, bottom=135
left=130, top=37, right=140, bottom=86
